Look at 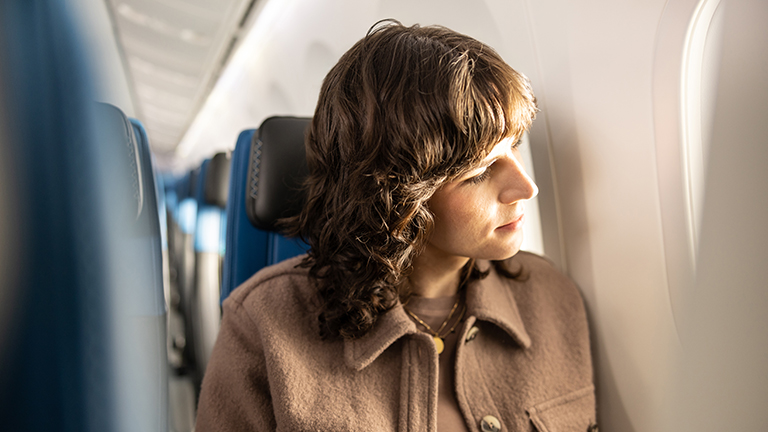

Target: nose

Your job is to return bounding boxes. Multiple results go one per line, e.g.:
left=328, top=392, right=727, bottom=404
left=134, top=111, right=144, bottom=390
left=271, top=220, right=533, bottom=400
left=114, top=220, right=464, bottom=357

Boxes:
left=498, top=153, right=538, bottom=204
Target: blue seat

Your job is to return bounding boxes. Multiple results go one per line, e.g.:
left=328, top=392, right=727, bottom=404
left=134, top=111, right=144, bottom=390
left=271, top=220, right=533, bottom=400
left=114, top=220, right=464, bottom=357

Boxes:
left=165, top=166, right=198, bottom=372
left=176, top=168, right=199, bottom=315
left=191, top=152, right=231, bottom=378
left=221, top=117, right=311, bottom=302
left=129, top=117, right=166, bottom=315
left=149, top=159, right=171, bottom=320
left=0, top=1, right=169, bottom=420
left=160, top=172, right=190, bottom=372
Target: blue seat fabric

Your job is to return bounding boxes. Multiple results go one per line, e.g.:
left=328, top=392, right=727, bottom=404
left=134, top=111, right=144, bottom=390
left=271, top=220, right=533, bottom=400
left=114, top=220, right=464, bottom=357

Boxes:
left=220, top=130, right=309, bottom=302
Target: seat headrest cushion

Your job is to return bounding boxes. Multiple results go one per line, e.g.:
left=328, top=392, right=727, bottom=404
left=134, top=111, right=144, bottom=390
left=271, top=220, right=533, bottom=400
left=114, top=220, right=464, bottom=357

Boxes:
left=245, top=116, right=310, bottom=231
left=204, top=152, right=231, bottom=208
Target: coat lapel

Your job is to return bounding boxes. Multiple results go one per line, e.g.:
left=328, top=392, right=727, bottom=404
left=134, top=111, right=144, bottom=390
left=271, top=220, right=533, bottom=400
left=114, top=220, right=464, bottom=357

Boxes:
left=464, top=262, right=532, bottom=349
left=344, top=303, right=419, bottom=371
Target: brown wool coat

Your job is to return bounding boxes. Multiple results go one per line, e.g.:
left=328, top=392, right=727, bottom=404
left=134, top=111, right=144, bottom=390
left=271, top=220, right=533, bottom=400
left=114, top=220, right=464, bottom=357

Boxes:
left=196, top=251, right=596, bottom=432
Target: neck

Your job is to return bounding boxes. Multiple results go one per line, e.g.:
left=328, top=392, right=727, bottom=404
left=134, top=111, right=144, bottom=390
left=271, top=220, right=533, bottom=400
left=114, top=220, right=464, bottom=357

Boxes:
left=407, top=244, right=470, bottom=298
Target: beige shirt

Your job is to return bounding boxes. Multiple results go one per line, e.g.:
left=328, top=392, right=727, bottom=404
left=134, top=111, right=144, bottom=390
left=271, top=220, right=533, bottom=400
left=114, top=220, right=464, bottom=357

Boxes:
left=196, top=251, right=596, bottom=431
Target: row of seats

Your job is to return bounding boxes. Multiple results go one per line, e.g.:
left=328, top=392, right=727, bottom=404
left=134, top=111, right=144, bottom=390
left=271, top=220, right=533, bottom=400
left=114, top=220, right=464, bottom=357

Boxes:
left=163, top=153, right=231, bottom=389
left=160, top=117, right=312, bottom=423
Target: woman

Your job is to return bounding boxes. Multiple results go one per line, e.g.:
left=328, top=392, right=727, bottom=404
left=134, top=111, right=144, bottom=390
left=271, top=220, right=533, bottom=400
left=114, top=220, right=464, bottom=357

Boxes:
left=196, top=20, right=596, bottom=432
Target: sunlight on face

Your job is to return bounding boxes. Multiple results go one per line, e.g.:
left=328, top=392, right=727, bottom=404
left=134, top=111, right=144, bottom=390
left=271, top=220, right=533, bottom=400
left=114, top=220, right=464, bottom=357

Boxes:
left=425, top=136, right=539, bottom=262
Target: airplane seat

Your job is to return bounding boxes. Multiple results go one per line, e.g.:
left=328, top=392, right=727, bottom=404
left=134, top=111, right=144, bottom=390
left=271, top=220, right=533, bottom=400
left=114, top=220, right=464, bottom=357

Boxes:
left=162, top=174, right=180, bottom=298
left=176, top=169, right=199, bottom=314
left=166, top=172, right=186, bottom=311
left=177, top=158, right=211, bottom=378
left=151, top=159, right=171, bottom=310
left=0, top=2, right=171, bottom=422
left=128, top=117, right=166, bottom=303
left=130, top=121, right=190, bottom=431
left=167, top=172, right=187, bottom=278
left=158, top=171, right=198, bottom=430
left=94, top=104, right=169, bottom=431
left=166, top=171, right=193, bottom=312
left=173, top=167, right=199, bottom=373
left=134, top=122, right=172, bottom=311
left=220, top=116, right=311, bottom=302
left=160, top=173, right=189, bottom=371
left=151, top=167, right=183, bottom=372
left=191, top=152, right=231, bottom=380
left=204, top=153, right=232, bottom=266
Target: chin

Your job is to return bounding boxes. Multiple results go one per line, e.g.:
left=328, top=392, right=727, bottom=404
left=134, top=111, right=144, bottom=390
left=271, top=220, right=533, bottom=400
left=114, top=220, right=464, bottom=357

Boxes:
left=476, top=243, right=523, bottom=261
left=493, top=235, right=524, bottom=259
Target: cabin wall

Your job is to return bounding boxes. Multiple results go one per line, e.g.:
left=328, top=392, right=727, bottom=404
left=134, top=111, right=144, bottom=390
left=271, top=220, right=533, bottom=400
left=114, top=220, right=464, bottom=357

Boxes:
left=522, top=1, right=678, bottom=430
left=671, top=0, right=768, bottom=430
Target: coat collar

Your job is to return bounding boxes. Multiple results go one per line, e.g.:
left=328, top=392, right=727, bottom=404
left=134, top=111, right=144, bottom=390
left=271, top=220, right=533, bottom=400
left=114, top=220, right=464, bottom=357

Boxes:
left=343, top=261, right=531, bottom=371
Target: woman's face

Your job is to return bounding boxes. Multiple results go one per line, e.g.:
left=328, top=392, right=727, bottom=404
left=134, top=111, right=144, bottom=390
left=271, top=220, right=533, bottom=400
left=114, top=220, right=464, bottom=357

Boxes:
left=425, top=136, right=538, bottom=262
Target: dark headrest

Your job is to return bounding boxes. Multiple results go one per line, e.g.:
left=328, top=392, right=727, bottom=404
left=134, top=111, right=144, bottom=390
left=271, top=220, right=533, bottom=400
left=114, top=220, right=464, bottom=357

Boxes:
left=195, top=159, right=209, bottom=203
left=245, top=116, right=311, bottom=231
left=188, top=166, right=201, bottom=200
left=204, top=152, right=231, bottom=208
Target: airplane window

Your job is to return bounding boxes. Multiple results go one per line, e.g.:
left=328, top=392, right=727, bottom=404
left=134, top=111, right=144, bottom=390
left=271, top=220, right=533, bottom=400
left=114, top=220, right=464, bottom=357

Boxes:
left=680, top=0, right=724, bottom=258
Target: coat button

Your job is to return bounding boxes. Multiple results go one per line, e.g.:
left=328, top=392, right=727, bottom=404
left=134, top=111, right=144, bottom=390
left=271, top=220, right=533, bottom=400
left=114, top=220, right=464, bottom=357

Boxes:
left=465, top=326, right=480, bottom=342
left=480, top=415, right=501, bottom=432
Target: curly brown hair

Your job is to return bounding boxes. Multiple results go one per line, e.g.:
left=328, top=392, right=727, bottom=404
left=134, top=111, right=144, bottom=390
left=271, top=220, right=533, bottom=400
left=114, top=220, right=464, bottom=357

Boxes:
left=285, top=20, right=537, bottom=339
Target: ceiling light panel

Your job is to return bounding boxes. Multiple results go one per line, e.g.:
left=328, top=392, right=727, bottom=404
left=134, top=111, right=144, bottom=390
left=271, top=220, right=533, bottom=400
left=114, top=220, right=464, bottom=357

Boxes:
left=109, top=0, right=255, bottom=155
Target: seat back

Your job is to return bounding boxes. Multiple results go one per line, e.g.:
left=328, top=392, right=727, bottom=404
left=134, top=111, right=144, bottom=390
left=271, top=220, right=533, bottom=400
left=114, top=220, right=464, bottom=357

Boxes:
left=176, top=168, right=199, bottom=317
left=192, top=152, right=231, bottom=378
left=138, top=122, right=172, bottom=313
left=0, top=4, right=169, bottom=422
left=220, top=117, right=311, bottom=301
left=96, top=106, right=168, bottom=431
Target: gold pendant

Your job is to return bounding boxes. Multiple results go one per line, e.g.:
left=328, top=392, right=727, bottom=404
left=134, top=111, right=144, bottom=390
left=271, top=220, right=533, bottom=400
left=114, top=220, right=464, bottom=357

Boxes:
left=433, top=336, right=444, bottom=354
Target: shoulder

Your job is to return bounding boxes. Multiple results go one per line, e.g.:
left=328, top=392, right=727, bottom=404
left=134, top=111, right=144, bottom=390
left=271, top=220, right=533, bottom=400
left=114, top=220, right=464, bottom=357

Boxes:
left=226, top=254, right=313, bottom=304
left=507, top=250, right=569, bottom=282
left=223, top=254, right=318, bottom=333
left=506, top=250, right=580, bottom=296
left=502, top=251, right=587, bottom=324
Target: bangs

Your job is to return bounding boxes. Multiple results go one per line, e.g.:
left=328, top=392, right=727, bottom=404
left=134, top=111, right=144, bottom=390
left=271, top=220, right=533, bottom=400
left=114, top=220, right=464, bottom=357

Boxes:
left=447, top=49, right=537, bottom=176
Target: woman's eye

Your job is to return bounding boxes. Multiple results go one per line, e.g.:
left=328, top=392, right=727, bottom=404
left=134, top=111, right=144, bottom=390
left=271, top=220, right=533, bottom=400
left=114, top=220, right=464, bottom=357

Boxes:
left=467, top=169, right=491, bottom=184
left=512, top=139, right=523, bottom=150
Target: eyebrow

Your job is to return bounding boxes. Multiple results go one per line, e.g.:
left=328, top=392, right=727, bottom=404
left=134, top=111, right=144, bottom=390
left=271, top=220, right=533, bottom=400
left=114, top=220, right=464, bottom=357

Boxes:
left=478, top=156, right=499, bottom=170
left=462, top=137, right=518, bottom=178
left=461, top=156, right=498, bottom=180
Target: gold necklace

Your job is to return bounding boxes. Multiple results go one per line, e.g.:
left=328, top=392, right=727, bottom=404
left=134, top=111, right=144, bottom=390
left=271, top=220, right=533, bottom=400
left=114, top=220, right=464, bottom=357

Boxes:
left=403, top=297, right=466, bottom=354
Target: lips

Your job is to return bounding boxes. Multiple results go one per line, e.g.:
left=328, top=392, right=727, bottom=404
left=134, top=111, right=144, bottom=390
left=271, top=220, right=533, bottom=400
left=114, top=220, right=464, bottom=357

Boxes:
left=497, top=213, right=525, bottom=231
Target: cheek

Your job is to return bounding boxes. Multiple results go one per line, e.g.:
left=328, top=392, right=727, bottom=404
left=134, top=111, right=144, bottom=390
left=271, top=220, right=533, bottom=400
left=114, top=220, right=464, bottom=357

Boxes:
left=431, top=193, right=491, bottom=239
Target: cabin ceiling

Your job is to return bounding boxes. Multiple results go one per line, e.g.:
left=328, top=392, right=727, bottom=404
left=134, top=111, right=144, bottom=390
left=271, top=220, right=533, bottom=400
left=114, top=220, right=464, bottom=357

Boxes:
left=107, top=0, right=258, bottom=158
